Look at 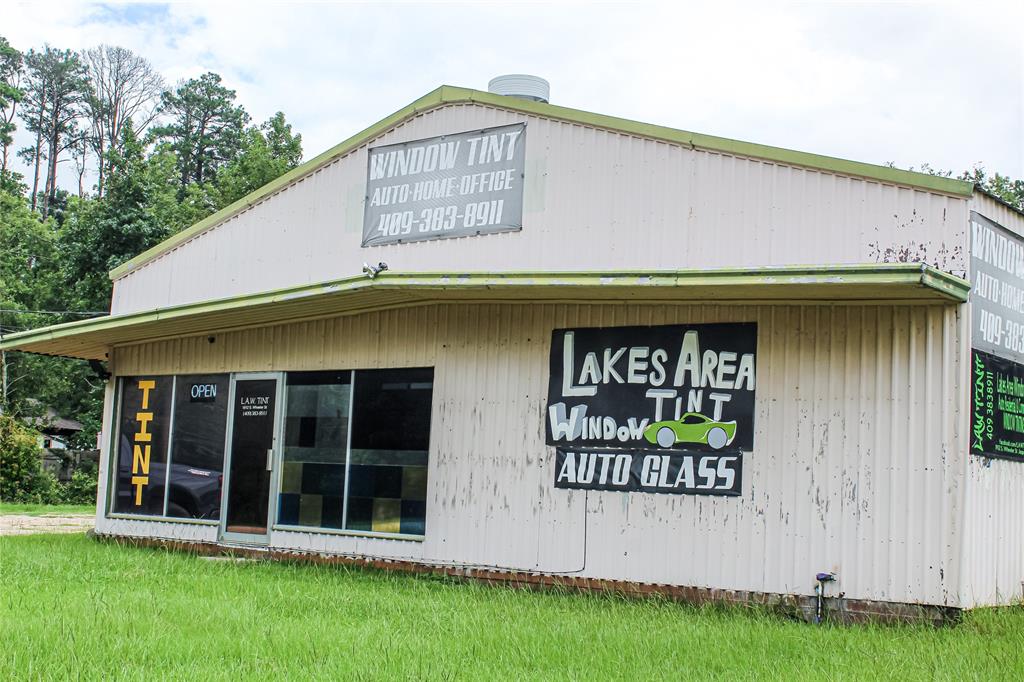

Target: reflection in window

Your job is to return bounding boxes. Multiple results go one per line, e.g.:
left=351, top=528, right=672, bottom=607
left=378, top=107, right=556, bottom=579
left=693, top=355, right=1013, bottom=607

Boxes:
left=167, top=374, right=229, bottom=519
left=278, top=371, right=352, bottom=529
left=347, top=368, right=432, bottom=536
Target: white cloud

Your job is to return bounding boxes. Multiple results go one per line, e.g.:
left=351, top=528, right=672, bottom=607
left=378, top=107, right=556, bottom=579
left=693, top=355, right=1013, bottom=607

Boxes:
left=4, top=0, right=1022, bottom=194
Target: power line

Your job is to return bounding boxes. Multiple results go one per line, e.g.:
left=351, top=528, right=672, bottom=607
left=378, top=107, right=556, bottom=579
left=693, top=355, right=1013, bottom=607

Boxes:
left=0, top=308, right=107, bottom=316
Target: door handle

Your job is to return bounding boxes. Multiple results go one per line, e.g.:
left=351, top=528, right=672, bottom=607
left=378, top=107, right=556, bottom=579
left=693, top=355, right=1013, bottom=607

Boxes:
left=266, top=449, right=273, bottom=471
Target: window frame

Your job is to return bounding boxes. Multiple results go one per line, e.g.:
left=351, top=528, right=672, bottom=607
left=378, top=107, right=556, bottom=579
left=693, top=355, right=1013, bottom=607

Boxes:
left=105, top=374, right=226, bottom=526
left=104, top=367, right=434, bottom=540
left=272, top=367, right=433, bottom=540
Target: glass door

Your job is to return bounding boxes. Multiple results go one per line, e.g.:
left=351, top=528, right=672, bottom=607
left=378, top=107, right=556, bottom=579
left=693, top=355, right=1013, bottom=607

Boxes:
left=220, top=373, right=282, bottom=544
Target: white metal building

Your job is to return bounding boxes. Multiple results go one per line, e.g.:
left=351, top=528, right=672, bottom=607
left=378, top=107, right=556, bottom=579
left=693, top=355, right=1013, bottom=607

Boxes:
left=4, top=78, right=1023, bottom=621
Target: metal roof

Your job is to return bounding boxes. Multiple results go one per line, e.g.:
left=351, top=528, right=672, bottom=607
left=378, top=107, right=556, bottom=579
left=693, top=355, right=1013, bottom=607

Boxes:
left=107, top=85, right=976, bottom=281
left=1, top=265, right=970, bottom=361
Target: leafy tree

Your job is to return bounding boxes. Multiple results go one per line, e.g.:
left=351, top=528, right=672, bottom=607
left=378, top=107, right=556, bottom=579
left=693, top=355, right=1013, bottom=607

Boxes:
left=151, top=72, right=249, bottom=196
left=897, top=162, right=1024, bottom=213
left=82, top=45, right=163, bottom=197
left=142, top=142, right=212, bottom=233
left=0, top=412, right=59, bottom=503
left=262, top=111, right=302, bottom=167
left=0, top=190, right=59, bottom=312
left=60, top=120, right=166, bottom=312
left=960, top=166, right=1024, bottom=212
left=0, top=36, right=23, bottom=176
left=0, top=187, right=61, bottom=414
left=215, top=112, right=303, bottom=206
left=19, top=46, right=90, bottom=216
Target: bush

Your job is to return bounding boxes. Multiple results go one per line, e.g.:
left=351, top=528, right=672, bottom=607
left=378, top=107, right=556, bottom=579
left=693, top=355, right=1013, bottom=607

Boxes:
left=60, top=467, right=98, bottom=505
left=0, top=413, right=61, bottom=504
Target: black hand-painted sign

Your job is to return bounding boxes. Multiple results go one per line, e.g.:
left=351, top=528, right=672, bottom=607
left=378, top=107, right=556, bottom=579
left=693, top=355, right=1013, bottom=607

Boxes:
left=362, top=123, right=526, bottom=247
left=546, top=323, right=758, bottom=451
left=971, top=349, right=1024, bottom=460
left=555, top=448, right=742, bottom=496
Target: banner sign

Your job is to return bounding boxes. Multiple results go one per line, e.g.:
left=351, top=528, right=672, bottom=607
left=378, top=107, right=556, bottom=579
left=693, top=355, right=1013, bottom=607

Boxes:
left=362, top=123, right=526, bottom=247
left=971, top=349, right=1024, bottom=460
left=546, top=323, right=758, bottom=451
left=969, top=212, right=1024, bottom=461
left=555, top=448, right=742, bottom=496
left=970, top=211, right=1024, bottom=363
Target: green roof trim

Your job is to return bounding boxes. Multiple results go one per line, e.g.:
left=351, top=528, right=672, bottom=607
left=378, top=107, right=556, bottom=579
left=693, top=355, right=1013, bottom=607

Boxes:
left=3, top=264, right=970, bottom=359
left=109, top=85, right=975, bottom=280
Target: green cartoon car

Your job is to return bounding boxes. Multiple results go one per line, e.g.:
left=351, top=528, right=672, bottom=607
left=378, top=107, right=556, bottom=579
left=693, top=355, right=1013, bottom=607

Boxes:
left=643, top=412, right=737, bottom=450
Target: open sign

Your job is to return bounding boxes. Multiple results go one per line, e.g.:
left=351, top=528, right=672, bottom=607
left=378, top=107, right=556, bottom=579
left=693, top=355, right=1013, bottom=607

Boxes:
left=190, top=383, right=218, bottom=402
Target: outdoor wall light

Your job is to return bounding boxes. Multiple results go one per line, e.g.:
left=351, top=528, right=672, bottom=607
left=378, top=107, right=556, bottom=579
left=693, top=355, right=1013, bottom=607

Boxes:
left=363, top=262, right=389, bottom=279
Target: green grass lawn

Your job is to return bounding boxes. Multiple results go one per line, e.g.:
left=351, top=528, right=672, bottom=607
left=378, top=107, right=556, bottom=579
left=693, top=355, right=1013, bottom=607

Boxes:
left=1, top=534, right=1023, bottom=680
left=0, top=503, right=94, bottom=516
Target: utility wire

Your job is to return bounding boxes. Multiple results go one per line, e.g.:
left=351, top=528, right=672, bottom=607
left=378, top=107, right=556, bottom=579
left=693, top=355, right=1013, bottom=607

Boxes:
left=0, top=308, right=107, bottom=316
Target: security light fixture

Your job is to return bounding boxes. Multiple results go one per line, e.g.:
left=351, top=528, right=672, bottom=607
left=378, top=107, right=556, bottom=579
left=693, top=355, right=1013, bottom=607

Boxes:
left=363, top=262, right=389, bottom=279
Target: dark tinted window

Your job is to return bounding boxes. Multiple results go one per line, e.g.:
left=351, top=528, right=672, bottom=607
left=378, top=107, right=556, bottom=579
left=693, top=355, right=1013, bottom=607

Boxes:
left=277, top=371, right=352, bottom=529
left=346, top=368, right=433, bottom=535
left=114, top=376, right=172, bottom=514
left=167, top=374, right=229, bottom=519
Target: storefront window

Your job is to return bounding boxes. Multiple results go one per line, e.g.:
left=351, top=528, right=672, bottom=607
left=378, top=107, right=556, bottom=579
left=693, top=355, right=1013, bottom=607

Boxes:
left=113, top=376, right=173, bottom=514
left=112, top=374, right=229, bottom=519
left=111, top=367, right=432, bottom=535
left=166, top=374, right=229, bottom=519
left=278, top=371, right=352, bottom=529
left=347, top=368, right=432, bottom=535
left=276, top=367, right=433, bottom=536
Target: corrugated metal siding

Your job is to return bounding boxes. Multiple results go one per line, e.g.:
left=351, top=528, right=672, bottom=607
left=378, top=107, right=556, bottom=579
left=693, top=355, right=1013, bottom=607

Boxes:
left=107, top=301, right=966, bottom=606
left=94, top=380, right=115, bottom=518
left=959, top=194, right=1024, bottom=606
left=94, top=517, right=219, bottom=543
left=960, top=459, right=1024, bottom=606
left=970, top=193, right=1024, bottom=240
left=110, top=103, right=970, bottom=315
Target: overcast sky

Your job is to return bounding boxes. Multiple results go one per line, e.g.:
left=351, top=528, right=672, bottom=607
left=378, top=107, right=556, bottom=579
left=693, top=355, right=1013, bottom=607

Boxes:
left=6, top=1, right=1024, bottom=191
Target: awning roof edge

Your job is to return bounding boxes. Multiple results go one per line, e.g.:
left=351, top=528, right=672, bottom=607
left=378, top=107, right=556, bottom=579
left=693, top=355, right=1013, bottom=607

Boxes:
left=1, top=265, right=970, bottom=361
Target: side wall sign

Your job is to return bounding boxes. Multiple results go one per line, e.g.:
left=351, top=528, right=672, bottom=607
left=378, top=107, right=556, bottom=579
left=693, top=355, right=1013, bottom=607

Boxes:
left=545, top=323, right=758, bottom=452
left=970, top=212, right=1024, bottom=460
left=362, top=123, right=526, bottom=247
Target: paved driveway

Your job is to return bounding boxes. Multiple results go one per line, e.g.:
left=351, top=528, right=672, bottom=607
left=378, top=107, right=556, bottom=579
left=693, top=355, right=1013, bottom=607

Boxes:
left=0, top=514, right=94, bottom=536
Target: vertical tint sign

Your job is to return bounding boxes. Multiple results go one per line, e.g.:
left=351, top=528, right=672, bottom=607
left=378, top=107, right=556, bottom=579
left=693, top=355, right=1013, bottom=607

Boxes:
left=362, top=123, right=526, bottom=246
left=114, top=376, right=172, bottom=513
left=970, top=212, right=1024, bottom=459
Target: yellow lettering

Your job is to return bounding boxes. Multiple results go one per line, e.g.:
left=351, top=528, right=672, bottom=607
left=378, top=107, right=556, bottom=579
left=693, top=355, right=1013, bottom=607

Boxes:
left=135, top=412, right=153, bottom=442
left=138, top=380, right=155, bottom=409
left=132, top=444, right=151, bottom=475
left=131, top=476, right=148, bottom=506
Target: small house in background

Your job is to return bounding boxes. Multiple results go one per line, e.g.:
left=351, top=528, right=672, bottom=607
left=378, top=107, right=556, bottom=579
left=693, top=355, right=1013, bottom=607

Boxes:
left=26, top=403, right=84, bottom=452
left=23, top=403, right=85, bottom=480
left=2, top=77, right=1022, bottom=623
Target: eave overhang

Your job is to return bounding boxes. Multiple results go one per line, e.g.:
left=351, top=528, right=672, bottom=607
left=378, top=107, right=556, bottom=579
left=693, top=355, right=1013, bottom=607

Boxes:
left=1, top=265, right=969, bottom=361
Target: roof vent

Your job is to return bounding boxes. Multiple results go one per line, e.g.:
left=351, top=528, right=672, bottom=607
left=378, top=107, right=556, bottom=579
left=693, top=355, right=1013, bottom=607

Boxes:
left=488, top=74, right=550, bottom=103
